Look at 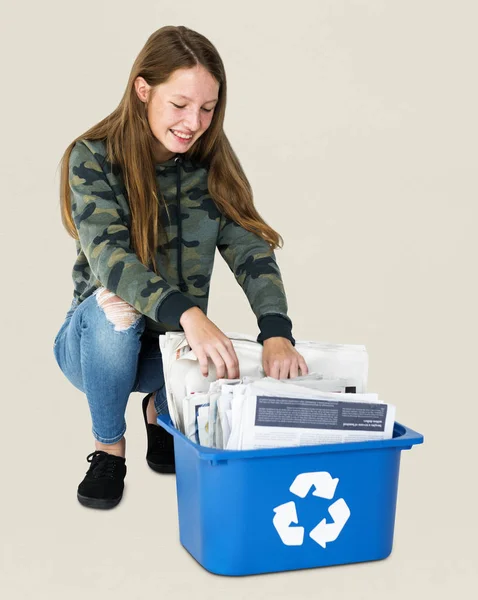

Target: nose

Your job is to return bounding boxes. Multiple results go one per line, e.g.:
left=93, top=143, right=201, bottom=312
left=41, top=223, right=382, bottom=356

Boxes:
left=181, top=107, right=202, bottom=132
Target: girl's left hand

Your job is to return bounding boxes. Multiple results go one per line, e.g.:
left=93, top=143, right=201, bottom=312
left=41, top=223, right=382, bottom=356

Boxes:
left=262, top=337, right=309, bottom=379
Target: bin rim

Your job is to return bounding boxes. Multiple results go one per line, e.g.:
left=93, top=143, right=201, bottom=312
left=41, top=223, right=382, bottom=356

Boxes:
left=156, top=415, right=424, bottom=463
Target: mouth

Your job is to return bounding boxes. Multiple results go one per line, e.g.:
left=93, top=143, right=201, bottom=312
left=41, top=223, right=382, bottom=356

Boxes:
left=170, top=129, right=194, bottom=143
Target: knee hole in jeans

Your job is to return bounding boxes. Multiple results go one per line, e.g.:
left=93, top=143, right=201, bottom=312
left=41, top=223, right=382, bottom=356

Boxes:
left=95, top=287, right=142, bottom=332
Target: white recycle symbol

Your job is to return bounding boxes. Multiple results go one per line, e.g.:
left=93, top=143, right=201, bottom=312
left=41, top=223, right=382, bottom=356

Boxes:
left=272, top=471, right=351, bottom=548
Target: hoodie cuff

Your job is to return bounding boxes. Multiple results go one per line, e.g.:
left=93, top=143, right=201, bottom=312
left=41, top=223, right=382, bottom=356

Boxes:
left=156, top=292, right=199, bottom=329
left=256, top=314, right=296, bottom=347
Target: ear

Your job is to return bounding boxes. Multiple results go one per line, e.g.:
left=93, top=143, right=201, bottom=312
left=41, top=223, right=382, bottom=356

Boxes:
left=134, top=76, right=151, bottom=104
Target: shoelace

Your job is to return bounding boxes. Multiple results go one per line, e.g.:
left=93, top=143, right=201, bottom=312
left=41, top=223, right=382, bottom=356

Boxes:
left=86, top=450, right=120, bottom=479
left=148, top=425, right=173, bottom=451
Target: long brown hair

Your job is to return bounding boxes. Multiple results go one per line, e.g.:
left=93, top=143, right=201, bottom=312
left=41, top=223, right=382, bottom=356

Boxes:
left=58, top=25, right=284, bottom=276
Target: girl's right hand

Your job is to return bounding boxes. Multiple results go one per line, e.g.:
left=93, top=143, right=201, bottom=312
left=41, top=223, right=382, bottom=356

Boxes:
left=179, top=307, right=240, bottom=380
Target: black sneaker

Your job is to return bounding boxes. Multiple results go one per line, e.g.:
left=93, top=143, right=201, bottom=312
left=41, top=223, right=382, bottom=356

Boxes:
left=142, top=392, right=175, bottom=474
left=77, top=450, right=127, bottom=509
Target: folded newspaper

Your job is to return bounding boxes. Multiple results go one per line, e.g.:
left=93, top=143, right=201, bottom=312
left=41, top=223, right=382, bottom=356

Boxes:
left=158, top=331, right=395, bottom=450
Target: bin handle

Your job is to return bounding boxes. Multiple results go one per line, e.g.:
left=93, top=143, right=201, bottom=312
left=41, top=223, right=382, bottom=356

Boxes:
left=394, top=422, right=424, bottom=447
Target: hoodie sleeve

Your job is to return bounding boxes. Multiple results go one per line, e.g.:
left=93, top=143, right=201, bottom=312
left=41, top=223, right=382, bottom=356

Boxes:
left=69, top=140, right=198, bottom=328
left=216, top=213, right=296, bottom=346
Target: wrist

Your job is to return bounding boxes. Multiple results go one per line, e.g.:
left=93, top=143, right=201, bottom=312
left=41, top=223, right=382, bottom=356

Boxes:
left=256, top=314, right=295, bottom=346
left=179, top=306, right=201, bottom=326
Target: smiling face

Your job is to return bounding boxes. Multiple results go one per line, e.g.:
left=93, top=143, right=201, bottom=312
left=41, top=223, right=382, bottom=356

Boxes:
left=135, top=64, right=220, bottom=163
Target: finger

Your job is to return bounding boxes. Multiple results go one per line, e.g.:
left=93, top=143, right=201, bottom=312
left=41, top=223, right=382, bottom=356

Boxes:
left=279, top=359, right=291, bottom=380
left=196, top=348, right=210, bottom=378
left=221, top=340, right=240, bottom=379
left=231, top=345, right=241, bottom=379
left=299, top=358, right=309, bottom=376
left=289, top=359, right=300, bottom=379
left=270, top=360, right=281, bottom=380
left=207, top=346, right=227, bottom=380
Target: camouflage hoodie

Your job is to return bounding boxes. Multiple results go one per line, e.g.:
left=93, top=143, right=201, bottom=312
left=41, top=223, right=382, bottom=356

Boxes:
left=68, top=139, right=295, bottom=345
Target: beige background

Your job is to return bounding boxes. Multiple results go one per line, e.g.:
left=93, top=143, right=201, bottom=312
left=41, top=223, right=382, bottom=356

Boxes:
left=1, top=0, right=476, bottom=597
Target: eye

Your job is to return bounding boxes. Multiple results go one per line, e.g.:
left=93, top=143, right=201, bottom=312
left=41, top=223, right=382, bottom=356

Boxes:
left=171, top=102, right=214, bottom=113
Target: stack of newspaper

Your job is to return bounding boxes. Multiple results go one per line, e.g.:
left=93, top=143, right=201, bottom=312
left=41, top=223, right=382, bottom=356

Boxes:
left=159, top=332, right=395, bottom=450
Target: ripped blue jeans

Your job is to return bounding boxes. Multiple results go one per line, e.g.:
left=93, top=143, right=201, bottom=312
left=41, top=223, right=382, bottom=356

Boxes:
left=53, top=287, right=169, bottom=444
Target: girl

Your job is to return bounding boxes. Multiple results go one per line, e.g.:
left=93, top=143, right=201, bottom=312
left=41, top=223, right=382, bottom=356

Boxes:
left=54, top=25, right=308, bottom=510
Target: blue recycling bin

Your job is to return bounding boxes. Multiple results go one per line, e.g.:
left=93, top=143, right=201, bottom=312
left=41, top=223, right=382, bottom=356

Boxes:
left=157, top=415, right=423, bottom=576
